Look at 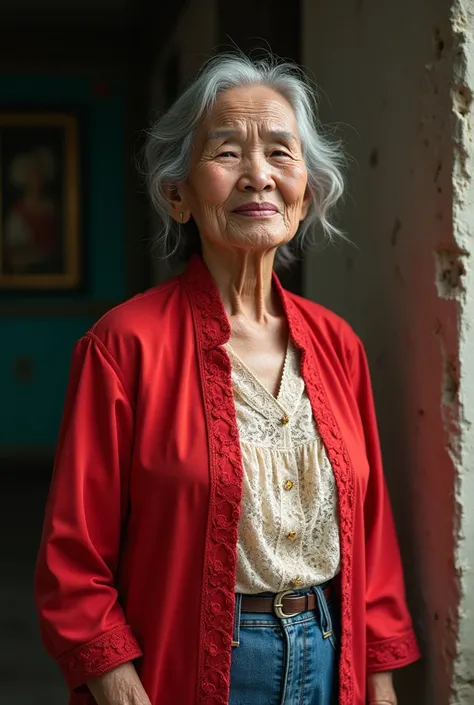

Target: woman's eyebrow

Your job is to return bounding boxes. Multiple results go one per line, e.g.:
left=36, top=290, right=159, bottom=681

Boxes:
left=266, top=130, right=298, bottom=143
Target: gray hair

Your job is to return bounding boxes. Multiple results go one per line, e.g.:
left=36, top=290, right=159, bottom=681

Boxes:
left=144, top=52, right=345, bottom=268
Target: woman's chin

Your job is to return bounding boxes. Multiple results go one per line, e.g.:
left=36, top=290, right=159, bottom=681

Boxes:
left=224, top=229, right=294, bottom=252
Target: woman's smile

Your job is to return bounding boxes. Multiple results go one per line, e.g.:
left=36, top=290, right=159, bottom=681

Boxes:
left=232, top=202, right=280, bottom=218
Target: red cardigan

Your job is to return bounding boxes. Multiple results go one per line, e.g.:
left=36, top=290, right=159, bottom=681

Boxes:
left=35, top=255, right=420, bottom=705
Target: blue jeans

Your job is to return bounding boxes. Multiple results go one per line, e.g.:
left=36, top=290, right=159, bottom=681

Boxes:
left=229, top=585, right=339, bottom=705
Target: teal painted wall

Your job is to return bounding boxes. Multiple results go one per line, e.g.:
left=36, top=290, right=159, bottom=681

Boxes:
left=0, top=75, right=126, bottom=449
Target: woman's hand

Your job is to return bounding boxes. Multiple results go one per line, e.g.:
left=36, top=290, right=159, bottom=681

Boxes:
left=87, top=662, right=152, bottom=705
left=367, top=671, right=397, bottom=704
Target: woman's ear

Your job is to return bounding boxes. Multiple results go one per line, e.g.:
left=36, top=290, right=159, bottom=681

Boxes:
left=299, top=185, right=312, bottom=221
left=163, top=183, right=191, bottom=223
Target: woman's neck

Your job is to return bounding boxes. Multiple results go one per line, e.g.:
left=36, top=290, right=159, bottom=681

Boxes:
left=201, top=244, right=278, bottom=324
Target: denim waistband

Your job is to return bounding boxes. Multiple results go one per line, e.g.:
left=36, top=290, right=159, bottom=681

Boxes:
left=232, top=582, right=335, bottom=648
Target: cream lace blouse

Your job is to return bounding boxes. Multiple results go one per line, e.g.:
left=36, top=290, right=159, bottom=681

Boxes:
left=225, top=340, right=341, bottom=595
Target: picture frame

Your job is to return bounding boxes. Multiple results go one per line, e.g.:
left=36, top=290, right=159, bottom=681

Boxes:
left=0, top=112, right=80, bottom=290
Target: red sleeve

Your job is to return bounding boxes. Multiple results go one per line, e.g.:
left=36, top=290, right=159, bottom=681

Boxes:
left=34, top=333, right=143, bottom=690
left=350, top=336, right=421, bottom=673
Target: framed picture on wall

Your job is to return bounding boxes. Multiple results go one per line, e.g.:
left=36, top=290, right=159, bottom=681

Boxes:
left=0, top=112, right=80, bottom=290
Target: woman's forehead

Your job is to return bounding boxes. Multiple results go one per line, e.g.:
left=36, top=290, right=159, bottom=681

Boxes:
left=199, top=85, right=299, bottom=138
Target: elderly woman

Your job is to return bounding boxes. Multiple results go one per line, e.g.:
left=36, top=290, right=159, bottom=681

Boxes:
left=35, top=54, right=420, bottom=705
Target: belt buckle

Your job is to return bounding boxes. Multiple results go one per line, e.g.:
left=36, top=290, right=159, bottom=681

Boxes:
left=273, top=589, right=300, bottom=619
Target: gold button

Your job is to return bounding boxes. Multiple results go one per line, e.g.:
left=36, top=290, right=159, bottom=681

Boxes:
left=291, top=576, right=303, bottom=587
left=287, top=531, right=297, bottom=540
left=281, top=415, right=289, bottom=425
left=283, top=480, right=294, bottom=491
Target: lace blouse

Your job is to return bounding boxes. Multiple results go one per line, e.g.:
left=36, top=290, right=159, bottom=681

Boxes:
left=225, top=340, right=341, bottom=595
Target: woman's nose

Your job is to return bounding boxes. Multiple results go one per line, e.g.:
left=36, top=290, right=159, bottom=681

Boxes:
left=238, top=158, right=276, bottom=192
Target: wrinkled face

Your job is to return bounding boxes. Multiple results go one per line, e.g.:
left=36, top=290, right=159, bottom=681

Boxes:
left=170, top=85, right=311, bottom=254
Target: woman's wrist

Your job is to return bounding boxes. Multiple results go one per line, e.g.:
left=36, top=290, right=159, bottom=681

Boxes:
left=367, top=671, right=397, bottom=704
left=87, top=662, right=151, bottom=705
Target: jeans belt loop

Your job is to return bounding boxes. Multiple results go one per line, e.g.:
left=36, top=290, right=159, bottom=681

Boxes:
left=232, top=594, right=243, bottom=647
left=311, top=585, right=333, bottom=640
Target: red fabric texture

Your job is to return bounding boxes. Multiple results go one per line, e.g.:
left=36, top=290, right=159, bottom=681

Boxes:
left=35, top=255, right=420, bottom=705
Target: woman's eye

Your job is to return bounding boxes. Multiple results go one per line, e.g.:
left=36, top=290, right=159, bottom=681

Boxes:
left=272, top=150, right=290, bottom=158
left=217, top=151, right=238, bottom=158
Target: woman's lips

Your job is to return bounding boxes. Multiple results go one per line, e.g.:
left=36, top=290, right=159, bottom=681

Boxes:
left=232, top=203, right=279, bottom=218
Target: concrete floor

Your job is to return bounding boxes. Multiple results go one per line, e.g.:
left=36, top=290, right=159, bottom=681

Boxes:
left=1, top=464, right=68, bottom=704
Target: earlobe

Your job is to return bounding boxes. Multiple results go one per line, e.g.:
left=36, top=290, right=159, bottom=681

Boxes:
left=178, top=211, right=191, bottom=224
left=172, top=207, right=191, bottom=224
left=177, top=210, right=191, bottom=224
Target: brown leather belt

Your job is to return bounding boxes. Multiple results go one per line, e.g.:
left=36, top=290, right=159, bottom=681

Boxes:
left=241, top=585, right=333, bottom=619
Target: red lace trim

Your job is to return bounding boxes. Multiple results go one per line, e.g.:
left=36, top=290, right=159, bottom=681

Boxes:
left=275, top=279, right=356, bottom=705
left=57, top=624, right=143, bottom=689
left=367, top=631, right=421, bottom=672
left=185, top=261, right=243, bottom=705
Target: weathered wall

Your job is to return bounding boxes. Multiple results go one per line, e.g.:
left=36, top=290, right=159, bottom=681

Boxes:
left=451, top=4, right=474, bottom=703
left=303, top=0, right=474, bottom=703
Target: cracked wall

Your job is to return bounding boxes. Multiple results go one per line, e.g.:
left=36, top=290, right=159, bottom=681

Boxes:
left=303, top=0, right=474, bottom=702
left=450, top=3, right=474, bottom=703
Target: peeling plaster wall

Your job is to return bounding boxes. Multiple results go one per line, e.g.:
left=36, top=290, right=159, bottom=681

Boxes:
left=303, top=1, right=474, bottom=703
left=451, top=5, right=474, bottom=703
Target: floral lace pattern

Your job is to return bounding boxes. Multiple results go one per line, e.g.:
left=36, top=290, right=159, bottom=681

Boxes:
left=58, top=625, right=143, bottom=690
left=367, top=631, right=421, bottom=671
left=225, top=341, right=341, bottom=594
left=185, top=266, right=242, bottom=705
